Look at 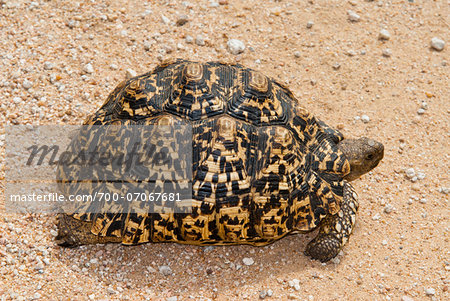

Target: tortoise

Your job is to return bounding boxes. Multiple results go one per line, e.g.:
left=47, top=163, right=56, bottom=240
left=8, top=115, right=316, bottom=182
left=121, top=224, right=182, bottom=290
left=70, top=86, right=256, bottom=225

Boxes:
left=56, top=59, right=383, bottom=262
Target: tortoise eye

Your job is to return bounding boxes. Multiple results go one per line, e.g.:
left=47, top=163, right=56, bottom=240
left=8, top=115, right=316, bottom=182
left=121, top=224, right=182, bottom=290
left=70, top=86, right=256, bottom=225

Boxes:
left=366, top=154, right=374, bottom=160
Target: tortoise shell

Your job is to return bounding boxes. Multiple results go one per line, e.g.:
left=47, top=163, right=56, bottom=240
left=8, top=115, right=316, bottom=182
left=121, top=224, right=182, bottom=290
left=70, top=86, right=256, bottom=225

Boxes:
left=59, top=59, right=350, bottom=246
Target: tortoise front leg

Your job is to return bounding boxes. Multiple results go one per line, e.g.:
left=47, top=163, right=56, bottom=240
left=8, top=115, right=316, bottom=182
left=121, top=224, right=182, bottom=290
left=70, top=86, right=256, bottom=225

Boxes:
left=304, top=181, right=359, bottom=262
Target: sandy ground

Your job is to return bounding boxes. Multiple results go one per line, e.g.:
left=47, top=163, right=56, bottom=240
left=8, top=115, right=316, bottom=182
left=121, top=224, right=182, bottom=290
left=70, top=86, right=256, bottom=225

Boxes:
left=0, top=0, right=449, bottom=300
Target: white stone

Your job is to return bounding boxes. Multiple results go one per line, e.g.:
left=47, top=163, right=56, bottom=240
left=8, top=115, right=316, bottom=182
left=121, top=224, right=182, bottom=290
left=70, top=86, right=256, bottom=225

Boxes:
left=44, top=62, right=54, bottom=70
left=242, top=257, right=254, bottom=266
left=126, top=68, right=137, bottom=79
left=83, top=63, right=94, bottom=74
left=159, top=265, right=172, bottom=276
left=405, top=168, right=415, bottom=179
left=347, top=10, right=360, bottom=22
left=185, top=35, right=194, bottom=44
left=195, top=35, right=205, bottom=46
left=306, top=21, right=314, bottom=28
left=425, top=288, right=435, bottom=296
left=431, top=37, right=445, bottom=51
left=361, top=115, right=370, bottom=123
left=227, top=39, right=245, bottom=55
left=379, top=29, right=391, bottom=40
left=22, top=79, right=33, bottom=89
left=110, top=64, right=118, bottom=70
left=161, top=15, right=170, bottom=25
left=382, top=48, right=392, bottom=57
left=294, top=51, right=301, bottom=58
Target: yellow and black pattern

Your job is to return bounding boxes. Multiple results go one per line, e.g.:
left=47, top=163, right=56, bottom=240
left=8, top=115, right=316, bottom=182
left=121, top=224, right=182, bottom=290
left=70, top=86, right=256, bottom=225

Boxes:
left=58, top=60, right=354, bottom=250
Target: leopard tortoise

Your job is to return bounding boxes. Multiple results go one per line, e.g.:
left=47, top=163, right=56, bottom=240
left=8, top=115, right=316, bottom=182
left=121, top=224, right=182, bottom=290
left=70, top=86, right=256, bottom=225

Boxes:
left=56, top=59, right=383, bottom=262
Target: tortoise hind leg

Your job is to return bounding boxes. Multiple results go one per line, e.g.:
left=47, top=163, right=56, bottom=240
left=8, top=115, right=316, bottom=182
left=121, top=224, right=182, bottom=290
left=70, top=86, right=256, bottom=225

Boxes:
left=304, top=181, right=359, bottom=262
left=56, top=214, right=122, bottom=247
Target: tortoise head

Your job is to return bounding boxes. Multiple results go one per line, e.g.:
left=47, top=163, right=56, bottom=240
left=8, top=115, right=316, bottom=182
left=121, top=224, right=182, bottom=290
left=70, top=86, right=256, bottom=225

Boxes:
left=337, top=137, right=384, bottom=181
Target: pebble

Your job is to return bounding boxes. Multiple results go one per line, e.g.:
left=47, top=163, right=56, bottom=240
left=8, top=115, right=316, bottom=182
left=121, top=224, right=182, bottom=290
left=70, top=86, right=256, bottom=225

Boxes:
left=22, top=79, right=33, bottom=89
left=167, top=297, right=177, bottom=301
left=361, top=115, right=370, bottom=123
left=384, top=204, right=393, bottom=214
left=379, top=29, right=391, bottom=40
left=372, top=213, right=381, bottom=221
left=195, top=35, right=206, bottom=46
left=43, top=62, right=54, bottom=70
left=382, top=48, right=392, bottom=57
left=294, top=51, right=301, bottom=58
left=381, top=239, right=388, bottom=246
left=417, top=108, right=425, bottom=115
left=227, top=39, right=245, bottom=55
left=110, top=64, right=118, bottom=70
left=439, top=187, right=449, bottom=194
left=176, top=15, right=189, bottom=26
left=430, top=37, right=445, bottom=51
left=185, top=35, right=194, bottom=44
left=405, top=168, right=415, bottom=179
left=107, top=287, right=116, bottom=294
left=306, top=20, right=314, bottom=28
left=126, top=68, right=137, bottom=79
left=83, top=63, right=94, bottom=74
left=424, top=288, right=435, bottom=296
left=219, top=0, right=228, bottom=4
left=161, top=15, right=170, bottom=25
left=332, top=63, right=341, bottom=70
left=401, top=296, right=414, bottom=301
left=259, top=290, right=267, bottom=299
left=159, top=265, right=172, bottom=276
left=419, top=198, right=427, bottom=204
left=347, top=10, right=360, bottom=22
left=266, top=289, right=273, bottom=297
left=242, top=257, right=254, bottom=266
left=288, top=279, right=301, bottom=291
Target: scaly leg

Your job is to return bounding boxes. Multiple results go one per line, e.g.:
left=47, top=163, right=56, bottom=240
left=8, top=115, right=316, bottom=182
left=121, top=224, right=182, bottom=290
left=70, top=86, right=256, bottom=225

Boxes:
left=55, top=214, right=122, bottom=247
left=304, top=181, right=359, bottom=262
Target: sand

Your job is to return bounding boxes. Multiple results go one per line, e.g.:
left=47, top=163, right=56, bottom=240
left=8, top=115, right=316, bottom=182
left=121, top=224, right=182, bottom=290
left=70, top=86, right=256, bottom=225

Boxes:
left=0, top=0, right=448, bottom=300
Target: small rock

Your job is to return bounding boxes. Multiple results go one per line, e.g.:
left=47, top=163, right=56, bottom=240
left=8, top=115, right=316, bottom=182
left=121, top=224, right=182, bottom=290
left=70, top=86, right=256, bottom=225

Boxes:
left=219, top=0, right=228, bottom=4
left=405, top=168, right=415, bottom=179
left=22, top=79, right=33, bottom=89
left=159, top=265, right=172, bottom=276
left=107, top=287, right=116, bottom=294
left=332, top=63, right=341, bottom=70
left=167, top=297, right=177, bottom=301
left=44, top=62, right=54, bottom=70
left=345, top=49, right=357, bottom=56
left=195, top=35, right=206, bottom=46
left=439, top=187, right=449, bottom=194
left=424, top=288, right=435, bottom=296
left=227, top=39, right=245, bottom=55
left=419, top=198, right=427, bottom=204
left=401, top=296, right=414, bottom=301
left=83, top=63, right=94, bottom=74
left=379, top=29, right=391, bottom=40
left=361, top=115, right=370, bottom=123
left=416, top=172, right=426, bottom=180
left=417, top=108, right=425, bottom=115
left=347, top=10, right=360, bottom=22
left=381, top=239, right=388, bottom=246
left=185, top=35, right=194, bottom=44
left=126, top=68, right=137, bottom=79
left=430, top=37, right=445, bottom=51
left=384, top=204, right=393, bottom=214
left=209, top=1, right=219, bottom=7
left=294, top=51, right=301, bottom=58
left=176, top=15, right=189, bottom=26
left=372, top=213, right=381, bottom=221
left=242, top=257, right=254, bottom=266
left=266, top=289, right=273, bottom=297
left=382, top=48, right=392, bottom=57
left=161, top=15, right=170, bottom=25
left=110, top=64, right=118, bottom=70
left=259, top=290, right=267, bottom=299
left=147, top=266, right=156, bottom=273
left=306, top=20, right=314, bottom=28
